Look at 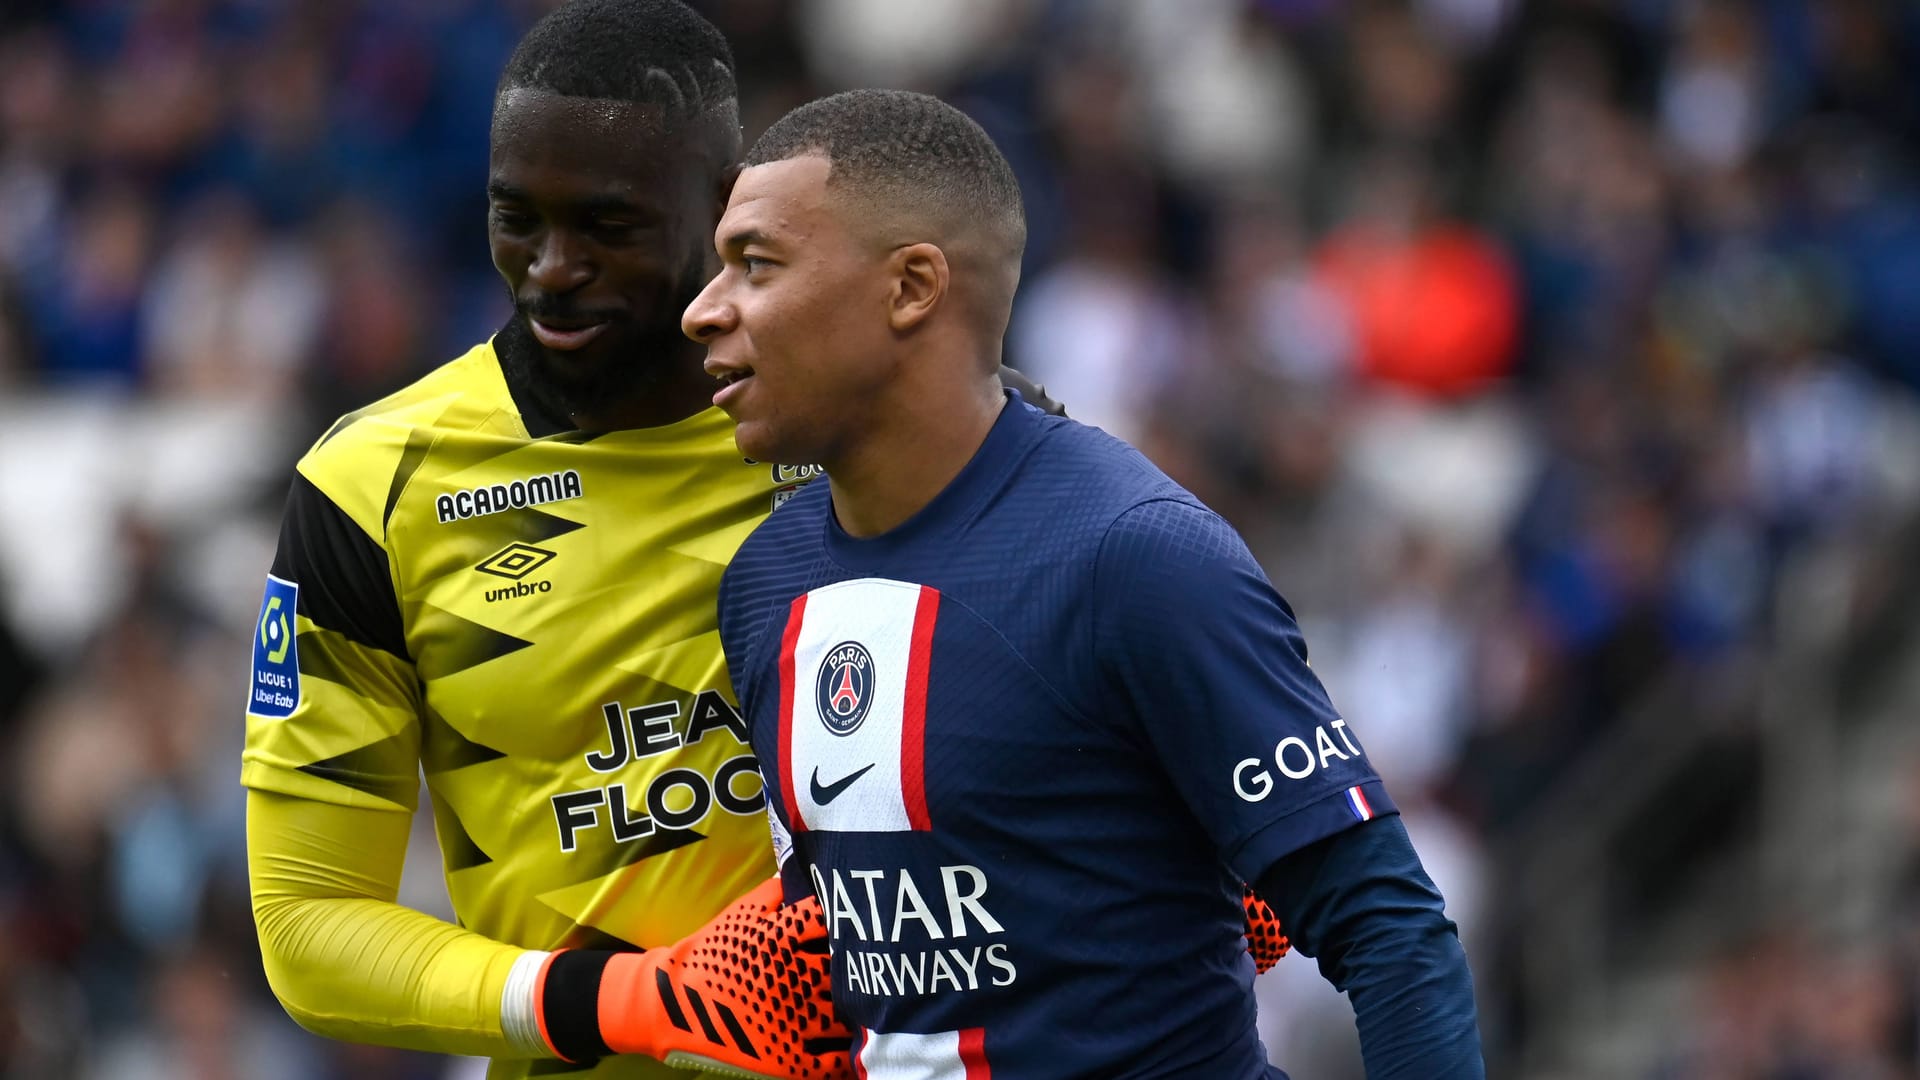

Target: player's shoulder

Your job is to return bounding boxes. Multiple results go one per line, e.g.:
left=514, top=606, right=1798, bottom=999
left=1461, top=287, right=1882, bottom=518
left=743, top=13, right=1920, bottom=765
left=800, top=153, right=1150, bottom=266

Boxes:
left=728, top=476, right=830, bottom=576
left=1020, top=410, right=1212, bottom=533
left=295, top=341, right=516, bottom=535
left=301, top=342, right=511, bottom=470
left=1011, top=412, right=1255, bottom=574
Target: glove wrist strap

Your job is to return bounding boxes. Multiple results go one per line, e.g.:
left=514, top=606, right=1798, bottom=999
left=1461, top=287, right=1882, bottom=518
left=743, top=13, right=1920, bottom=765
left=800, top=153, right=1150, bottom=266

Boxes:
left=537, top=949, right=617, bottom=1063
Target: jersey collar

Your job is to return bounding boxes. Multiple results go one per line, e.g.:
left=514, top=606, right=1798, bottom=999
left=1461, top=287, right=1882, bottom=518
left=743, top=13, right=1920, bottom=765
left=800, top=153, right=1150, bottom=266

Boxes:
left=820, top=389, right=1048, bottom=568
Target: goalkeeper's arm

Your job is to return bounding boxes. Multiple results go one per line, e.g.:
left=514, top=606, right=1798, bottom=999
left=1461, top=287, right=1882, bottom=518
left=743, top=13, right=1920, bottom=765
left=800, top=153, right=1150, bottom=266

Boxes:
left=248, top=789, right=848, bottom=1075
left=248, top=788, right=539, bottom=1056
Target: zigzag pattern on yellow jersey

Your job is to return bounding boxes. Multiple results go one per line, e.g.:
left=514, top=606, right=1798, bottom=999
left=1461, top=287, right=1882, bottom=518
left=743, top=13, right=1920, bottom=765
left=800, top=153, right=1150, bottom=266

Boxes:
left=244, top=342, right=804, bottom=1078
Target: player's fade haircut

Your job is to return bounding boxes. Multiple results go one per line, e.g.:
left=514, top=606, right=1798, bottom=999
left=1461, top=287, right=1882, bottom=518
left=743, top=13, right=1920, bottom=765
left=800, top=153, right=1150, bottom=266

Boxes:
left=745, top=89, right=1027, bottom=266
left=496, top=0, right=737, bottom=130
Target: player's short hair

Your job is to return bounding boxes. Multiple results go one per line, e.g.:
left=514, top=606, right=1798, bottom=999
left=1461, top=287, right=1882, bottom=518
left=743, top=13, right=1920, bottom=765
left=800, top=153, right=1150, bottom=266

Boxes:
left=497, top=0, right=737, bottom=127
left=745, top=89, right=1026, bottom=259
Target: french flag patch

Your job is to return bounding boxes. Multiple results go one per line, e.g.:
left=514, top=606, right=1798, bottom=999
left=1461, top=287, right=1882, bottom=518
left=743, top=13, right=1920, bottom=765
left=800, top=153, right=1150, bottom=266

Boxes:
left=1345, top=785, right=1375, bottom=822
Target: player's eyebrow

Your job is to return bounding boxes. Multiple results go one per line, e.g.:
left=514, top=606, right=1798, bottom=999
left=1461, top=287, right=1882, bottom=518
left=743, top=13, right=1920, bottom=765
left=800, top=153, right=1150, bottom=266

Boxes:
left=486, top=181, right=651, bottom=217
left=487, top=180, right=531, bottom=203
left=717, top=227, right=774, bottom=256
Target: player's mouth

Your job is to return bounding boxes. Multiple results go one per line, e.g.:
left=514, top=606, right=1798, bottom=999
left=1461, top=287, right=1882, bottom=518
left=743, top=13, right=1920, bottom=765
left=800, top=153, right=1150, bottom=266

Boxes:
left=528, top=316, right=610, bottom=352
left=706, top=359, right=756, bottom=409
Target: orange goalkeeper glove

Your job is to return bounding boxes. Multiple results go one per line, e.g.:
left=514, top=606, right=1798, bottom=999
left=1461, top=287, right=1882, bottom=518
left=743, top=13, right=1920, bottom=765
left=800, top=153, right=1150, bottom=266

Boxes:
left=534, top=878, right=853, bottom=1079
left=1243, top=882, right=1290, bottom=974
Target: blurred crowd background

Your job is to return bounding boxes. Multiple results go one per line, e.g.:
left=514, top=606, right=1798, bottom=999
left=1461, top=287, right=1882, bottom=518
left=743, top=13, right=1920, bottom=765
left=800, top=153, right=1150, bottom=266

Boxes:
left=3, top=0, right=1920, bottom=1076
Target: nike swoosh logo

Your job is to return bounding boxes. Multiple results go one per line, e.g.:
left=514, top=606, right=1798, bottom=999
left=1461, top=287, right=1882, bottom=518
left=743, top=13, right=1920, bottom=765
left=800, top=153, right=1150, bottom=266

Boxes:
left=809, top=763, right=875, bottom=806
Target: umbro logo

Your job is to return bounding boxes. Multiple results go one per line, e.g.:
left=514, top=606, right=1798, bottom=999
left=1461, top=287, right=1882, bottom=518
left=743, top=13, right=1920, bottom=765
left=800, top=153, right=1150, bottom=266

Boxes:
left=476, top=543, right=556, bottom=580
left=809, top=763, right=874, bottom=806
left=478, top=543, right=557, bottom=602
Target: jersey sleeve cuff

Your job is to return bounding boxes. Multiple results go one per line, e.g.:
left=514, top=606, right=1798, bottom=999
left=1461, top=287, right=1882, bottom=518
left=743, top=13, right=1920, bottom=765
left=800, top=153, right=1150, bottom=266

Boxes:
left=1224, top=779, right=1398, bottom=885
left=500, top=949, right=556, bottom=1057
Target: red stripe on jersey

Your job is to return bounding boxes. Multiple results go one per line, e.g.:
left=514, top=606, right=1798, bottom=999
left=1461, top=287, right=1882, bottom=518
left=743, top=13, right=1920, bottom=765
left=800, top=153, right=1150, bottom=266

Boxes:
left=777, top=593, right=809, bottom=833
left=958, top=1027, right=991, bottom=1079
left=900, top=586, right=941, bottom=831
left=851, top=1031, right=870, bottom=1079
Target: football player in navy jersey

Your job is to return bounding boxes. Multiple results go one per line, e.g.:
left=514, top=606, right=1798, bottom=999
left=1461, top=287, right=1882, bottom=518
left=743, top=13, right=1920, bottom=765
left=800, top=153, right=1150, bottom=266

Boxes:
left=688, top=89, right=1486, bottom=1079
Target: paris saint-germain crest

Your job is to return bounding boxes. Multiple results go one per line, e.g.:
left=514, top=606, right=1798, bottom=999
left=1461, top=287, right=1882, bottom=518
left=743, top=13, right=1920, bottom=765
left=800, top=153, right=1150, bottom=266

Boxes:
left=815, top=641, right=874, bottom=735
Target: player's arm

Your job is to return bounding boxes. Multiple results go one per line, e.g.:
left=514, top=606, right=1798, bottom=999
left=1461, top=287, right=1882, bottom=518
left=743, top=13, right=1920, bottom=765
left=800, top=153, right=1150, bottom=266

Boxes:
left=248, top=789, right=535, bottom=1054
left=251, top=790, right=849, bottom=1073
left=1092, top=499, right=1482, bottom=1076
left=1255, top=816, right=1481, bottom=1078
left=244, top=472, right=546, bottom=1056
left=248, top=473, right=846, bottom=1074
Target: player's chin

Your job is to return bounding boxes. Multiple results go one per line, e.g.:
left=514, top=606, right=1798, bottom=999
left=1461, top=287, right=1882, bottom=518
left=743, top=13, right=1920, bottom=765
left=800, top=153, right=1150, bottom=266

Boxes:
left=534, top=334, right=621, bottom=380
left=729, top=420, right=784, bottom=465
left=733, top=418, right=818, bottom=472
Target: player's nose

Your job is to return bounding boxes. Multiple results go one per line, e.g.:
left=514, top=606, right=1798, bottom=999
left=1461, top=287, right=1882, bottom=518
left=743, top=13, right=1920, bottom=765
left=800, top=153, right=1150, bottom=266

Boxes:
left=525, top=228, right=593, bottom=294
left=682, top=271, right=735, bottom=344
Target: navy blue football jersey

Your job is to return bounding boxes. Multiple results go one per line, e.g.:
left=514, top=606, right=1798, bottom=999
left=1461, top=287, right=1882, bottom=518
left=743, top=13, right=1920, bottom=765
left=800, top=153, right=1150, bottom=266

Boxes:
left=717, top=394, right=1395, bottom=1079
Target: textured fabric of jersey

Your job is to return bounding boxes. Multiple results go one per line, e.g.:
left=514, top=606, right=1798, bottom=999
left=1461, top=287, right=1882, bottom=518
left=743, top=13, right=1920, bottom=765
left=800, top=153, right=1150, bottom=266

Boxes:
left=243, top=341, right=807, bottom=1079
left=717, top=394, right=1395, bottom=1079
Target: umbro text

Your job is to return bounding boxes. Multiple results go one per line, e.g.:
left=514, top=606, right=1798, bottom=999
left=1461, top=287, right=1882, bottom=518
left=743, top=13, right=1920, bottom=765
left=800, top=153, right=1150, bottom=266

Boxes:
left=485, top=580, right=552, bottom=602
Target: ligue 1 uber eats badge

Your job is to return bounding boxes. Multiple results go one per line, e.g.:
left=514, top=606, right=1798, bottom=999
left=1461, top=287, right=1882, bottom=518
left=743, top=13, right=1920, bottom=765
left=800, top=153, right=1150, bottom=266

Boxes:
left=250, top=575, right=301, bottom=718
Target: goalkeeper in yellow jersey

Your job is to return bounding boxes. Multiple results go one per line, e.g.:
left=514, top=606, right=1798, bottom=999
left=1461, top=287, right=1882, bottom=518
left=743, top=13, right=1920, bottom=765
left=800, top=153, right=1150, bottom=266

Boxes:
left=241, top=1, right=1279, bottom=1077
left=242, top=3, right=855, bottom=1076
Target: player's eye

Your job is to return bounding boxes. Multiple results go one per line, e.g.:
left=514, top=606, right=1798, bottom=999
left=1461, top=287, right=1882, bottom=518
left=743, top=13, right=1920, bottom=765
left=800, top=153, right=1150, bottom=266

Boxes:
left=490, top=207, right=536, bottom=232
left=742, top=255, right=774, bottom=276
left=589, top=218, right=645, bottom=243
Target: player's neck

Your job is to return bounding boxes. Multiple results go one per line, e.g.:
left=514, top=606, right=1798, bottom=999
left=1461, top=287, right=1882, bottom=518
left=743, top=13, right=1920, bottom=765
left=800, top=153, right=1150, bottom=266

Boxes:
left=826, top=374, right=1005, bottom=539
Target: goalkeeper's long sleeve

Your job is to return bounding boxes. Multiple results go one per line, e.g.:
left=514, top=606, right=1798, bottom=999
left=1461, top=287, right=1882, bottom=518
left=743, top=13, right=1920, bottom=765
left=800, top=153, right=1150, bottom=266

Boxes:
left=1256, top=814, right=1485, bottom=1079
left=247, top=788, right=537, bottom=1057
left=250, top=789, right=850, bottom=1077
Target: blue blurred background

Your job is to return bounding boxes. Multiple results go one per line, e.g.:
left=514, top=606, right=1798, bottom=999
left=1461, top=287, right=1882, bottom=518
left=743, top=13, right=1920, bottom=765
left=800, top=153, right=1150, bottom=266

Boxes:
left=3, top=1, right=1920, bottom=1076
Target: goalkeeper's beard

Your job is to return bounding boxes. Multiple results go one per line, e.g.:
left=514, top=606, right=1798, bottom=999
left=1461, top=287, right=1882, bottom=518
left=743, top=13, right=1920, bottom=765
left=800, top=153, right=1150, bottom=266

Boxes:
left=495, top=294, right=702, bottom=428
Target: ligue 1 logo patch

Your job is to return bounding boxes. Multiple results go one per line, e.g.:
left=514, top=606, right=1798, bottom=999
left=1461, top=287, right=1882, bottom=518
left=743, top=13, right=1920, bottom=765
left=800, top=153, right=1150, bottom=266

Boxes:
left=815, top=641, right=874, bottom=736
left=248, top=575, right=301, bottom=719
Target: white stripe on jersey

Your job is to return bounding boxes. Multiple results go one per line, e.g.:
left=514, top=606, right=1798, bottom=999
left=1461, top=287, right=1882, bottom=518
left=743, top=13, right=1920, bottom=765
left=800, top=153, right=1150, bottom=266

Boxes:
left=782, top=577, right=937, bottom=834
left=857, top=1027, right=990, bottom=1079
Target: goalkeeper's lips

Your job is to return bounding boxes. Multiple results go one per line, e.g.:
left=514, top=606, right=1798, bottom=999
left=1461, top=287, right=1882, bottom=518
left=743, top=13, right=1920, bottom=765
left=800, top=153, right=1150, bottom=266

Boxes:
left=530, top=316, right=610, bottom=351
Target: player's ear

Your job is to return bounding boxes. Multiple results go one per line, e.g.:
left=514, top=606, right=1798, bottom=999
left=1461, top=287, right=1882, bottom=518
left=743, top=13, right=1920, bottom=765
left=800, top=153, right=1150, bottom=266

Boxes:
left=887, top=243, right=947, bottom=333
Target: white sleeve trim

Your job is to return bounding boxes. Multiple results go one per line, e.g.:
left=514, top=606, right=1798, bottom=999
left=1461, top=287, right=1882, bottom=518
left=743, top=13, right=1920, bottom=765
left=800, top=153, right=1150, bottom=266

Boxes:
left=500, top=949, right=553, bottom=1057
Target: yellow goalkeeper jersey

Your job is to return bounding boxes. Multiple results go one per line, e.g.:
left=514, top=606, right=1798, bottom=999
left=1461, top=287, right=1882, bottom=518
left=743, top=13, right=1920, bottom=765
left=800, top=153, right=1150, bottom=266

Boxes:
left=242, top=341, right=809, bottom=1078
